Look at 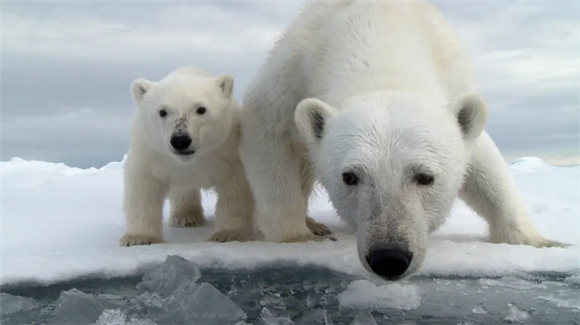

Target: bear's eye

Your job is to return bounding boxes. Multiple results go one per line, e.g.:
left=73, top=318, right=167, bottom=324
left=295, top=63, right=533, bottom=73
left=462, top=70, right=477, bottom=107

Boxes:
left=159, top=109, right=168, bottom=118
left=342, top=172, right=359, bottom=186
left=415, top=173, right=434, bottom=186
left=196, top=107, right=207, bottom=115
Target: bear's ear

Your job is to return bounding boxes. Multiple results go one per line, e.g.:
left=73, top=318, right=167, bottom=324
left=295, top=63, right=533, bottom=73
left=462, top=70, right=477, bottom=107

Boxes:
left=214, top=73, right=234, bottom=98
left=295, top=98, right=338, bottom=144
left=131, top=78, right=154, bottom=102
left=450, top=93, right=488, bottom=142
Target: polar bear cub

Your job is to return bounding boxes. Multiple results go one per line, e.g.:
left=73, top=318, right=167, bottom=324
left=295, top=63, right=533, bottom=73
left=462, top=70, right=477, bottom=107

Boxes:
left=119, top=66, right=255, bottom=246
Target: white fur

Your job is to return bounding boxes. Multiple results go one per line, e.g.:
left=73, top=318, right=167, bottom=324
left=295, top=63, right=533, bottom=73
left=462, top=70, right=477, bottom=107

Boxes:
left=239, top=0, right=567, bottom=279
left=120, top=66, right=255, bottom=246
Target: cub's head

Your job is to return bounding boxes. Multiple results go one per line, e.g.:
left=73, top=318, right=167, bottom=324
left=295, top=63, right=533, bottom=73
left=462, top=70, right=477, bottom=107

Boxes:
left=295, top=92, right=488, bottom=281
left=130, top=68, right=236, bottom=163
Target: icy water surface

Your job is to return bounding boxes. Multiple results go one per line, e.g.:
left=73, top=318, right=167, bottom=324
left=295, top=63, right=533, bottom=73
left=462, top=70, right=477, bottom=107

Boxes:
left=1, top=255, right=579, bottom=325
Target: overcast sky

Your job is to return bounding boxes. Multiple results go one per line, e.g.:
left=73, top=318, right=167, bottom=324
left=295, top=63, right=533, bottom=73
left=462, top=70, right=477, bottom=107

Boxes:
left=2, top=0, right=578, bottom=168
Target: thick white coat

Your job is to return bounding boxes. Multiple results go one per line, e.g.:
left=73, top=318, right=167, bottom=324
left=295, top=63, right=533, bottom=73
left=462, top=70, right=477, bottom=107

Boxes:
left=120, top=67, right=254, bottom=246
left=239, top=0, right=566, bottom=279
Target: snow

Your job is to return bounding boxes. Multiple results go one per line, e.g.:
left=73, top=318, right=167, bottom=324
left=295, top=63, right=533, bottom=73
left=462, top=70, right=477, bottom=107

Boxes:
left=1, top=156, right=578, bottom=288
left=337, top=280, right=422, bottom=311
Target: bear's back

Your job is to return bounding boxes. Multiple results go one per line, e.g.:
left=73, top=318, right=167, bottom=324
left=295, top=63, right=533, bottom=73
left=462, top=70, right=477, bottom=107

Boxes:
left=282, top=0, right=477, bottom=104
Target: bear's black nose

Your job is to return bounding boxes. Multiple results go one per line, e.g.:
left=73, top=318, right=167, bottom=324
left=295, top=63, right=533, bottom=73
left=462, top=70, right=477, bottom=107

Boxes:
left=366, top=243, right=412, bottom=280
left=170, top=135, right=192, bottom=151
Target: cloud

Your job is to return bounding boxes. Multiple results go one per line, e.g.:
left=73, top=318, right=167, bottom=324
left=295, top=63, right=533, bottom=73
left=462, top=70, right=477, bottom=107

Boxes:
left=3, top=4, right=282, bottom=61
left=1, top=1, right=578, bottom=167
left=2, top=106, right=130, bottom=167
left=446, top=0, right=580, bottom=165
left=2, top=1, right=305, bottom=167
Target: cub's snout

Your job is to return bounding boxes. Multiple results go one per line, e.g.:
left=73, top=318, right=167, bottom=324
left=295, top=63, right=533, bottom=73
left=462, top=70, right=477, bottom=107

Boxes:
left=170, top=134, right=193, bottom=153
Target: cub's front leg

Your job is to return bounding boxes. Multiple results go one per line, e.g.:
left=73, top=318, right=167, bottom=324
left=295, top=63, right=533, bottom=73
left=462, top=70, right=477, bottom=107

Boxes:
left=207, top=169, right=255, bottom=243
left=119, top=159, right=169, bottom=246
left=168, top=187, right=206, bottom=227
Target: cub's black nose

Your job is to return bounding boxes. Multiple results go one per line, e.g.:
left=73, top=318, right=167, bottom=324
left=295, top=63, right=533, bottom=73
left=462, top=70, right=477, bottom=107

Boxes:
left=170, top=135, right=192, bottom=151
left=366, top=243, right=412, bottom=280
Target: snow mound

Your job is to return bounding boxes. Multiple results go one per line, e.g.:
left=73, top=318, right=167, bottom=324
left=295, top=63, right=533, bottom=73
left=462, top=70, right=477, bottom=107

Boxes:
left=509, top=156, right=554, bottom=174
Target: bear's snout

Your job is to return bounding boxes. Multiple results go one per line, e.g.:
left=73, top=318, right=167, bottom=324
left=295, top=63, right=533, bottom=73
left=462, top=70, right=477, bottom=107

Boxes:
left=170, top=134, right=193, bottom=152
left=365, top=242, right=413, bottom=280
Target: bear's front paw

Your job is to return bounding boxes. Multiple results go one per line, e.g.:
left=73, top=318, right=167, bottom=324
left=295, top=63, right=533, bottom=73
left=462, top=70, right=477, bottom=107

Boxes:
left=509, top=236, right=569, bottom=248
left=207, top=229, right=254, bottom=243
left=537, top=239, right=570, bottom=248
left=169, top=211, right=206, bottom=228
left=306, top=216, right=332, bottom=236
left=490, top=227, right=569, bottom=248
left=279, top=233, right=337, bottom=243
left=119, top=235, right=165, bottom=247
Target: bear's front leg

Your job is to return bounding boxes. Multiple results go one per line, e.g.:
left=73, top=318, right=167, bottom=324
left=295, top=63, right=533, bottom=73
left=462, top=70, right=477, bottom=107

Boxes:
left=298, top=155, right=333, bottom=237
left=168, top=187, right=206, bottom=227
left=238, top=130, right=334, bottom=243
left=207, top=170, right=255, bottom=243
left=459, top=131, right=568, bottom=248
left=119, top=161, right=169, bottom=246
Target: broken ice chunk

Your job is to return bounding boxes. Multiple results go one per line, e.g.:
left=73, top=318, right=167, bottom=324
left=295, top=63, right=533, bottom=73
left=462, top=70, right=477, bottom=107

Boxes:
left=47, top=288, right=124, bottom=325
left=503, top=302, right=533, bottom=323
left=471, top=301, right=488, bottom=314
left=260, top=293, right=286, bottom=310
left=260, top=306, right=295, bottom=325
left=338, top=280, right=421, bottom=311
left=163, top=282, right=246, bottom=324
left=136, top=255, right=201, bottom=297
left=96, top=293, right=126, bottom=303
left=126, top=291, right=164, bottom=319
left=306, top=294, right=317, bottom=308
left=161, top=280, right=199, bottom=307
left=95, top=309, right=158, bottom=325
left=95, top=309, right=127, bottom=325
left=297, top=309, right=333, bottom=325
left=478, top=277, right=546, bottom=290
left=131, top=292, right=163, bottom=309
left=268, top=317, right=296, bottom=325
left=0, top=293, right=39, bottom=317
left=126, top=317, right=159, bottom=325
left=350, top=312, right=378, bottom=325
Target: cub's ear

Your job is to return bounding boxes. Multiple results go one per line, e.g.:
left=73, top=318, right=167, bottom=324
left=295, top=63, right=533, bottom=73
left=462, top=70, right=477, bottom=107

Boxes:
left=295, top=98, right=338, bottom=144
left=450, top=93, right=488, bottom=142
left=214, top=73, right=234, bottom=98
left=131, top=78, right=154, bottom=102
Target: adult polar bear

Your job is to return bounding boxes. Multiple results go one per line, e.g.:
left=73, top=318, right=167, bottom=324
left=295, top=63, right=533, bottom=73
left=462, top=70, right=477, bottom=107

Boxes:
left=239, top=0, right=566, bottom=280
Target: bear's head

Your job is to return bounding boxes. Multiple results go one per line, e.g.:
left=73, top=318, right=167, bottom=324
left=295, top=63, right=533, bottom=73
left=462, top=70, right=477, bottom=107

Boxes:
left=130, top=69, right=236, bottom=163
left=295, top=91, right=488, bottom=281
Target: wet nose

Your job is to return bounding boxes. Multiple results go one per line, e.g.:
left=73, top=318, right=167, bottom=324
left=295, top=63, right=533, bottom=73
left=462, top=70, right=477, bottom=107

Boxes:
left=366, top=243, right=412, bottom=279
left=170, top=135, right=192, bottom=150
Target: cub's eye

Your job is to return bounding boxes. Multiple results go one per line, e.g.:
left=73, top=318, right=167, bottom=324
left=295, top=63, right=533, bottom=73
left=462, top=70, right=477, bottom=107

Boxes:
left=196, top=107, right=207, bottom=115
left=159, top=109, right=168, bottom=118
left=415, top=173, right=434, bottom=186
left=342, top=172, right=359, bottom=186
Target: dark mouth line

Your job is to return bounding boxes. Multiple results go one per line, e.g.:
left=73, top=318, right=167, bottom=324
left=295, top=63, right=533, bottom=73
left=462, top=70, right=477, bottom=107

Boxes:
left=174, top=150, right=195, bottom=156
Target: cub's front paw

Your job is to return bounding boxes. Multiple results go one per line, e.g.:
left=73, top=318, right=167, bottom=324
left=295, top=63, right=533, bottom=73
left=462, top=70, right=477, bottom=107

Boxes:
left=207, top=229, right=254, bottom=243
left=169, top=211, right=206, bottom=228
left=306, top=216, right=332, bottom=236
left=119, top=235, right=165, bottom=247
